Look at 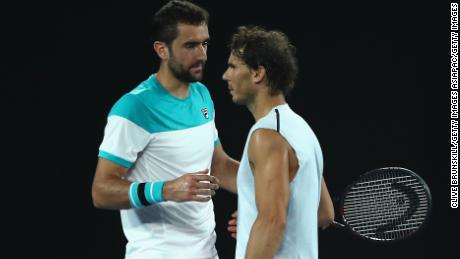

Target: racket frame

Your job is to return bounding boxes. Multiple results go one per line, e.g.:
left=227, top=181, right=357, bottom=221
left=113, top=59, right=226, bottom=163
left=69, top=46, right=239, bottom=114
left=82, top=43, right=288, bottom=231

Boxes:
left=334, top=167, right=432, bottom=242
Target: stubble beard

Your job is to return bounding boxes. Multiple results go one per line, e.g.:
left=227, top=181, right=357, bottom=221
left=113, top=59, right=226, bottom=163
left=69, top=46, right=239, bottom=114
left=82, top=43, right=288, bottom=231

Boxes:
left=168, top=55, right=204, bottom=83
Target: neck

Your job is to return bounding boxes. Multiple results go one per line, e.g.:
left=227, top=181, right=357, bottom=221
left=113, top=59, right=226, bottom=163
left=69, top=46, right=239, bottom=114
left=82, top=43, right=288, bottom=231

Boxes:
left=247, top=90, right=286, bottom=122
left=155, top=63, right=190, bottom=99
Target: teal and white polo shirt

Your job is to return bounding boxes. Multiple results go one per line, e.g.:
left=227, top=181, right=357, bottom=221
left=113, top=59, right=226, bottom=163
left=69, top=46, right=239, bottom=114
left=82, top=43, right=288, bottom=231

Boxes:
left=98, top=74, right=220, bottom=259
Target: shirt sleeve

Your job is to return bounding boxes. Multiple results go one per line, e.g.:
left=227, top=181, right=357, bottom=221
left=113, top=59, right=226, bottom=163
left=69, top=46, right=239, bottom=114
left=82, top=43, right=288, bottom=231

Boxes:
left=98, top=94, right=152, bottom=168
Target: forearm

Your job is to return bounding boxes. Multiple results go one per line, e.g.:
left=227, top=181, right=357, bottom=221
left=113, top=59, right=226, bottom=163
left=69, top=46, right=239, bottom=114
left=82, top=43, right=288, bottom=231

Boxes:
left=318, top=178, right=334, bottom=229
left=213, top=157, right=239, bottom=193
left=244, top=217, right=286, bottom=259
left=92, top=176, right=132, bottom=210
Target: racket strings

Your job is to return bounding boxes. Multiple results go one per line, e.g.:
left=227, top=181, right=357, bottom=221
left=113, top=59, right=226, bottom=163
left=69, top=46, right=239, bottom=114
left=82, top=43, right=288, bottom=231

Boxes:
left=342, top=170, right=429, bottom=241
left=344, top=183, right=428, bottom=215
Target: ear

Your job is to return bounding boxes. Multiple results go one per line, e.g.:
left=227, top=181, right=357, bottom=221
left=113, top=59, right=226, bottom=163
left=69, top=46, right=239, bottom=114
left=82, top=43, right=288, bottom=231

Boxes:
left=252, top=65, right=266, bottom=84
left=153, top=41, right=169, bottom=60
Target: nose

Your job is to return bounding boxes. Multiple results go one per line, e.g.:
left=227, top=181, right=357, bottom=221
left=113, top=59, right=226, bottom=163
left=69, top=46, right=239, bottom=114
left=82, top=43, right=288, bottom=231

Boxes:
left=198, top=44, right=207, bottom=60
left=222, top=69, right=229, bottom=81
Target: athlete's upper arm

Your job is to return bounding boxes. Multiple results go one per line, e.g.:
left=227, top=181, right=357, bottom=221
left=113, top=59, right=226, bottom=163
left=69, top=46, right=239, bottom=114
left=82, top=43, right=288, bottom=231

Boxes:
left=94, top=157, right=130, bottom=182
left=249, top=129, right=290, bottom=220
left=92, top=157, right=130, bottom=196
left=91, top=157, right=131, bottom=209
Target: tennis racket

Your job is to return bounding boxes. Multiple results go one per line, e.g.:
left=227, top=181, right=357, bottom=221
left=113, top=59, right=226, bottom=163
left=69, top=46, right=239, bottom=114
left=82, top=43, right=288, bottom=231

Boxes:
left=332, top=167, right=432, bottom=242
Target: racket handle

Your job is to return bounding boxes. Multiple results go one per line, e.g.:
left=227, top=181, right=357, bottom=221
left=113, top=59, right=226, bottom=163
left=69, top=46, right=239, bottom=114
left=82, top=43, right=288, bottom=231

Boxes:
left=332, top=221, right=345, bottom=228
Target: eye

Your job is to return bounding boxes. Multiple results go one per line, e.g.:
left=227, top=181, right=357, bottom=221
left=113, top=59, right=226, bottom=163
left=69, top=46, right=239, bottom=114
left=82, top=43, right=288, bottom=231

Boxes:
left=185, top=43, right=195, bottom=49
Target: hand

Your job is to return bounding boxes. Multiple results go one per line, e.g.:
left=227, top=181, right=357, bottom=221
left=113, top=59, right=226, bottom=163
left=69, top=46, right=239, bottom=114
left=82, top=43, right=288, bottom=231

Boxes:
left=163, top=169, right=220, bottom=202
left=227, top=210, right=238, bottom=239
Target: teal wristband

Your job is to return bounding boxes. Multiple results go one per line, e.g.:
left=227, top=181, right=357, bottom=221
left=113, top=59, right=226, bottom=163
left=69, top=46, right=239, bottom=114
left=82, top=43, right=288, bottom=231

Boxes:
left=145, top=182, right=155, bottom=204
left=128, top=181, right=165, bottom=208
left=128, top=182, right=142, bottom=208
left=153, top=181, right=165, bottom=202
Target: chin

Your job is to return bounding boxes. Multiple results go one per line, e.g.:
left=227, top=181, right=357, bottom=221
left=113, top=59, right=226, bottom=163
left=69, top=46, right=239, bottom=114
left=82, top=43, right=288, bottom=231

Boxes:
left=232, top=96, right=246, bottom=105
left=190, top=71, right=203, bottom=81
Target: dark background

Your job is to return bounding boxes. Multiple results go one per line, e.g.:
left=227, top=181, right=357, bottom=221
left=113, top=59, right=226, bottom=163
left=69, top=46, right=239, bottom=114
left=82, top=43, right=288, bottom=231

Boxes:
left=3, top=0, right=454, bottom=258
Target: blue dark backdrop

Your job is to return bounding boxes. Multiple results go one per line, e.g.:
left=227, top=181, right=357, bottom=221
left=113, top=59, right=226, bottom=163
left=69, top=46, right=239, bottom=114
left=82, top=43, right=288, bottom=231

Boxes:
left=2, top=0, right=453, bottom=258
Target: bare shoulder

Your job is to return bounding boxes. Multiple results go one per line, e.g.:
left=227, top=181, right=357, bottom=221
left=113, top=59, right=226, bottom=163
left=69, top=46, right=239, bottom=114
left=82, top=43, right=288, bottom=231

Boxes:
left=248, top=129, right=290, bottom=157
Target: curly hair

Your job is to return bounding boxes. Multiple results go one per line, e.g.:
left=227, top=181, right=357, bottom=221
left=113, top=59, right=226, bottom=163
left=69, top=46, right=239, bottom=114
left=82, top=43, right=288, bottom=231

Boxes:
left=151, top=0, right=209, bottom=46
left=228, top=26, right=298, bottom=96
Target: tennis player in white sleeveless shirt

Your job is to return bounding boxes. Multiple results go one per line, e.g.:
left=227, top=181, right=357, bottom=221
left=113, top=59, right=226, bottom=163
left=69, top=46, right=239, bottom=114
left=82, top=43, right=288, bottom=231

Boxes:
left=235, top=104, right=323, bottom=259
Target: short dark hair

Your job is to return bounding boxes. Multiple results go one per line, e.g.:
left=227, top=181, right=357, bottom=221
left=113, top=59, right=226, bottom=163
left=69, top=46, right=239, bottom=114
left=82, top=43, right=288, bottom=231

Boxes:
left=151, top=0, right=209, bottom=46
left=228, top=26, right=298, bottom=96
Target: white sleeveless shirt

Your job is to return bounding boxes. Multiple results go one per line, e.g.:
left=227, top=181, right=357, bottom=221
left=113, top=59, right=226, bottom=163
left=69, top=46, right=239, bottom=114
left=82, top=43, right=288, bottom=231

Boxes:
left=235, top=104, right=323, bottom=259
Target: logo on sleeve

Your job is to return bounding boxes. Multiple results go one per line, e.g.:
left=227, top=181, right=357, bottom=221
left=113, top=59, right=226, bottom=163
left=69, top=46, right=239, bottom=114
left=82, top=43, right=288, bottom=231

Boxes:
left=201, top=108, right=209, bottom=119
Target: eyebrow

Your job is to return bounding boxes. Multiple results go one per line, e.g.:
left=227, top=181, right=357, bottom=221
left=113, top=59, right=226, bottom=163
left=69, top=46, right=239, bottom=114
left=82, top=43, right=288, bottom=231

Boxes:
left=183, top=38, right=210, bottom=45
